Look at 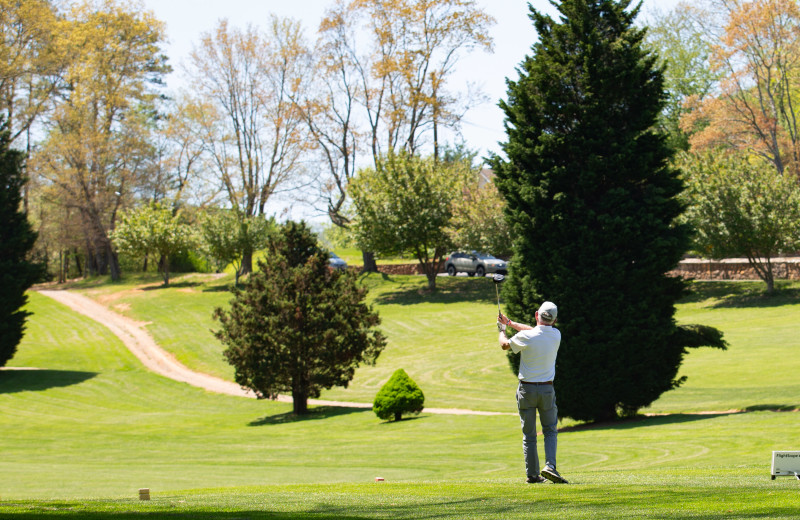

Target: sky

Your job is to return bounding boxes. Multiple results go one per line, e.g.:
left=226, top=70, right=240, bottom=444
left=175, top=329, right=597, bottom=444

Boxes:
left=140, top=0, right=682, bottom=222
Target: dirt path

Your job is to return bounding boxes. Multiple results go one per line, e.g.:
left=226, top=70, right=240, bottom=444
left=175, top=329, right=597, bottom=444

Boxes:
left=37, top=289, right=513, bottom=416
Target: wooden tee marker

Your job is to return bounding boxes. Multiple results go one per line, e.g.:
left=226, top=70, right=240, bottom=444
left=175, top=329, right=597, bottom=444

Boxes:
left=139, top=488, right=150, bottom=500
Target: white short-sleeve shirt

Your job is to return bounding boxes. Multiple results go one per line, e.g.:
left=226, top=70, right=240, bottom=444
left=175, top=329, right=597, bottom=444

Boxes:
left=510, top=325, right=561, bottom=382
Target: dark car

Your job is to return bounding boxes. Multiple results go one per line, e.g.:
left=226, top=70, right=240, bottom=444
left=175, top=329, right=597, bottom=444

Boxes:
left=444, top=251, right=508, bottom=277
left=328, top=252, right=348, bottom=271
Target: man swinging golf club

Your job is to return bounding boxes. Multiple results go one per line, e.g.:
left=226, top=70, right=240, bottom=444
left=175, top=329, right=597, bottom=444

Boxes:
left=498, top=301, right=568, bottom=484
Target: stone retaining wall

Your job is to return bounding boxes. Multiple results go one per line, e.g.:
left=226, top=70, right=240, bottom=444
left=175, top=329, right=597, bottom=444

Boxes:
left=669, top=258, right=800, bottom=281
left=376, top=263, right=433, bottom=275
left=362, top=258, right=800, bottom=280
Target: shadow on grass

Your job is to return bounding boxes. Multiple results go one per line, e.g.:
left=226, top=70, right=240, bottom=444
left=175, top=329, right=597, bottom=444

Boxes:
left=248, top=405, right=369, bottom=426
left=744, top=404, right=799, bottom=412
left=140, top=280, right=203, bottom=291
left=0, top=511, right=370, bottom=520
left=680, top=280, right=800, bottom=308
left=4, top=495, right=797, bottom=519
left=372, top=275, right=497, bottom=306
left=0, top=497, right=509, bottom=520
left=376, top=415, right=426, bottom=425
left=0, top=369, right=97, bottom=393
left=559, top=411, right=746, bottom=433
left=201, top=283, right=235, bottom=293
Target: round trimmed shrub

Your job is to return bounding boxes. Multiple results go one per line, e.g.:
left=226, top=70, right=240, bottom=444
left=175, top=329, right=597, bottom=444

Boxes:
left=373, top=369, right=424, bottom=421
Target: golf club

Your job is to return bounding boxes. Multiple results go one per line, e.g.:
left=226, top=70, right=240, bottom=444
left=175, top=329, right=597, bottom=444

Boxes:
left=492, top=274, right=505, bottom=332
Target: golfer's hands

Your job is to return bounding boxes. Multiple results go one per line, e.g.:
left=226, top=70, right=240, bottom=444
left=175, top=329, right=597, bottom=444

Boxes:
left=498, top=313, right=511, bottom=326
left=497, top=319, right=506, bottom=334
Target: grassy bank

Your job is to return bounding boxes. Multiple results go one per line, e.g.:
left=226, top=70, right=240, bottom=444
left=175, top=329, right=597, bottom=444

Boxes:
left=1, top=280, right=798, bottom=517
left=64, top=274, right=800, bottom=413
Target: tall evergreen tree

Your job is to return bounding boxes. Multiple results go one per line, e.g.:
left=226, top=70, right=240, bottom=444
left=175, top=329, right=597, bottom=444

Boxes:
left=491, top=0, right=725, bottom=422
left=0, top=120, right=44, bottom=367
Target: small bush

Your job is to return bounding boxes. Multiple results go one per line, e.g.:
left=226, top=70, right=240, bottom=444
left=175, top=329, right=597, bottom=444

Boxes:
left=373, top=369, right=425, bottom=421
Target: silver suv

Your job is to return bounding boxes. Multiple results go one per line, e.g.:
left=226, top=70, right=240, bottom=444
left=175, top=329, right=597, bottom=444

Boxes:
left=445, top=252, right=508, bottom=277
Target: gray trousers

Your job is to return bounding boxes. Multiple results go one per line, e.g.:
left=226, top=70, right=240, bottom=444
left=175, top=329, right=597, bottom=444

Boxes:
left=516, top=382, right=558, bottom=477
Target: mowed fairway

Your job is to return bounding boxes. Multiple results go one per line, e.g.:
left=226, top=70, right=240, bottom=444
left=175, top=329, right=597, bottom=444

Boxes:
left=0, top=279, right=799, bottom=518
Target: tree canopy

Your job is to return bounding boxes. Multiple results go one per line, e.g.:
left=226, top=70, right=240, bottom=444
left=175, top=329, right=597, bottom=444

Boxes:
left=681, top=0, right=800, bottom=176
left=349, top=151, right=470, bottom=290
left=680, top=150, right=800, bottom=293
left=213, top=221, right=386, bottom=415
left=373, top=368, right=425, bottom=421
left=491, top=0, right=725, bottom=422
left=111, top=202, right=195, bottom=286
left=0, top=120, right=44, bottom=367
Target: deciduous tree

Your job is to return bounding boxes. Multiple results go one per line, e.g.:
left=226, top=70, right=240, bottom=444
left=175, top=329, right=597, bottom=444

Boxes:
left=111, top=202, right=195, bottom=286
left=185, top=17, right=313, bottom=274
left=199, top=209, right=273, bottom=287
left=349, top=151, right=469, bottom=290
left=444, top=146, right=511, bottom=257
left=682, top=0, right=800, bottom=176
left=644, top=2, right=718, bottom=151
left=315, top=0, right=494, bottom=271
left=344, top=0, right=494, bottom=159
left=680, top=150, right=800, bottom=293
left=214, top=221, right=386, bottom=415
left=31, top=0, right=170, bottom=281
left=0, top=0, right=62, bottom=149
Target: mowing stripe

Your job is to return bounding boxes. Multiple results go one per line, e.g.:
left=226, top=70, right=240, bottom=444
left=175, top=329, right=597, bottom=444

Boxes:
left=37, top=289, right=514, bottom=416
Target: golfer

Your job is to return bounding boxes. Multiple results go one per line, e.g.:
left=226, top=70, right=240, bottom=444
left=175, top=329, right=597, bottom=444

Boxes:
left=498, top=301, right=568, bottom=484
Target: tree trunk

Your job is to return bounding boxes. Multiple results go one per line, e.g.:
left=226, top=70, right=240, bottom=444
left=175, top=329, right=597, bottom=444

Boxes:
left=241, top=249, right=253, bottom=275
left=425, top=269, right=437, bottom=291
left=361, top=251, right=378, bottom=273
left=85, top=242, right=98, bottom=276
left=764, top=258, right=775, bottom=294
left=58, top=250, right=65, bottom=284
left=394, top=411, right=402, bottom=421
left=161, top=254, right=170, bottom=286
left=63, top=251, right=69, bottom=282
left=292, top=389, right=309, bottom=415
left=106, top=242, right=121, bottom=282
left=73, top=248, right=83, bottom=278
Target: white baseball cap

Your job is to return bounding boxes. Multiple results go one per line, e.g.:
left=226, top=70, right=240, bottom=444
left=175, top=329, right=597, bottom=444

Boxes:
left=538, top=301, right=558, bottom=323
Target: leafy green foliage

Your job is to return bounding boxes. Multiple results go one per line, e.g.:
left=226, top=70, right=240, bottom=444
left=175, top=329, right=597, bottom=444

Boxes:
left=491, top=0, right=722, bottom=422
left=350, top=151, right=470, bottom=290
left=214, top=221, right=386, bottom=414
left=373, top=368, right=425, bottom=421
left=644, top=4, right=717, bottom=151
left=111, top=202, right=195, bottom=286
left=199, top=209, right=273, bottom=287
left=680, top=150, right=800, bottom=293
left=447, top=173, right=512, bottom=258
left=0, top=121, right=44, bottom=367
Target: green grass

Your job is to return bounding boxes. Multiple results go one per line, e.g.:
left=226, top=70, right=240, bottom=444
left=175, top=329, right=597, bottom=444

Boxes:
left=646, top=280, right=800, bottom=413
left=2, top=475, right=800, bottom=519
left=3, top=279, right=800, bottom=517
left=66, top=274, right=800, bottom=414
left=332, top=248, right=415, bottom=266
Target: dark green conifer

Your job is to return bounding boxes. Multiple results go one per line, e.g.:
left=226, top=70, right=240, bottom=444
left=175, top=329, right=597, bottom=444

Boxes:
left=491, top=0, right=724, bottom=421
left=214, top=221, right=386, bottom=415
left=0, top=120, right=44, bottom=367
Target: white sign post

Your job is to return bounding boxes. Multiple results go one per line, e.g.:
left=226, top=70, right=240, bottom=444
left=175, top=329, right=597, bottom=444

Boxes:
left=771, top=451, right=800, bottom=480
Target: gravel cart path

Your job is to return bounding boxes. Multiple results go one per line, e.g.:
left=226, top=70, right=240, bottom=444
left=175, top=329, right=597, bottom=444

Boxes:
left=37, top=289, right=513, bottom=416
